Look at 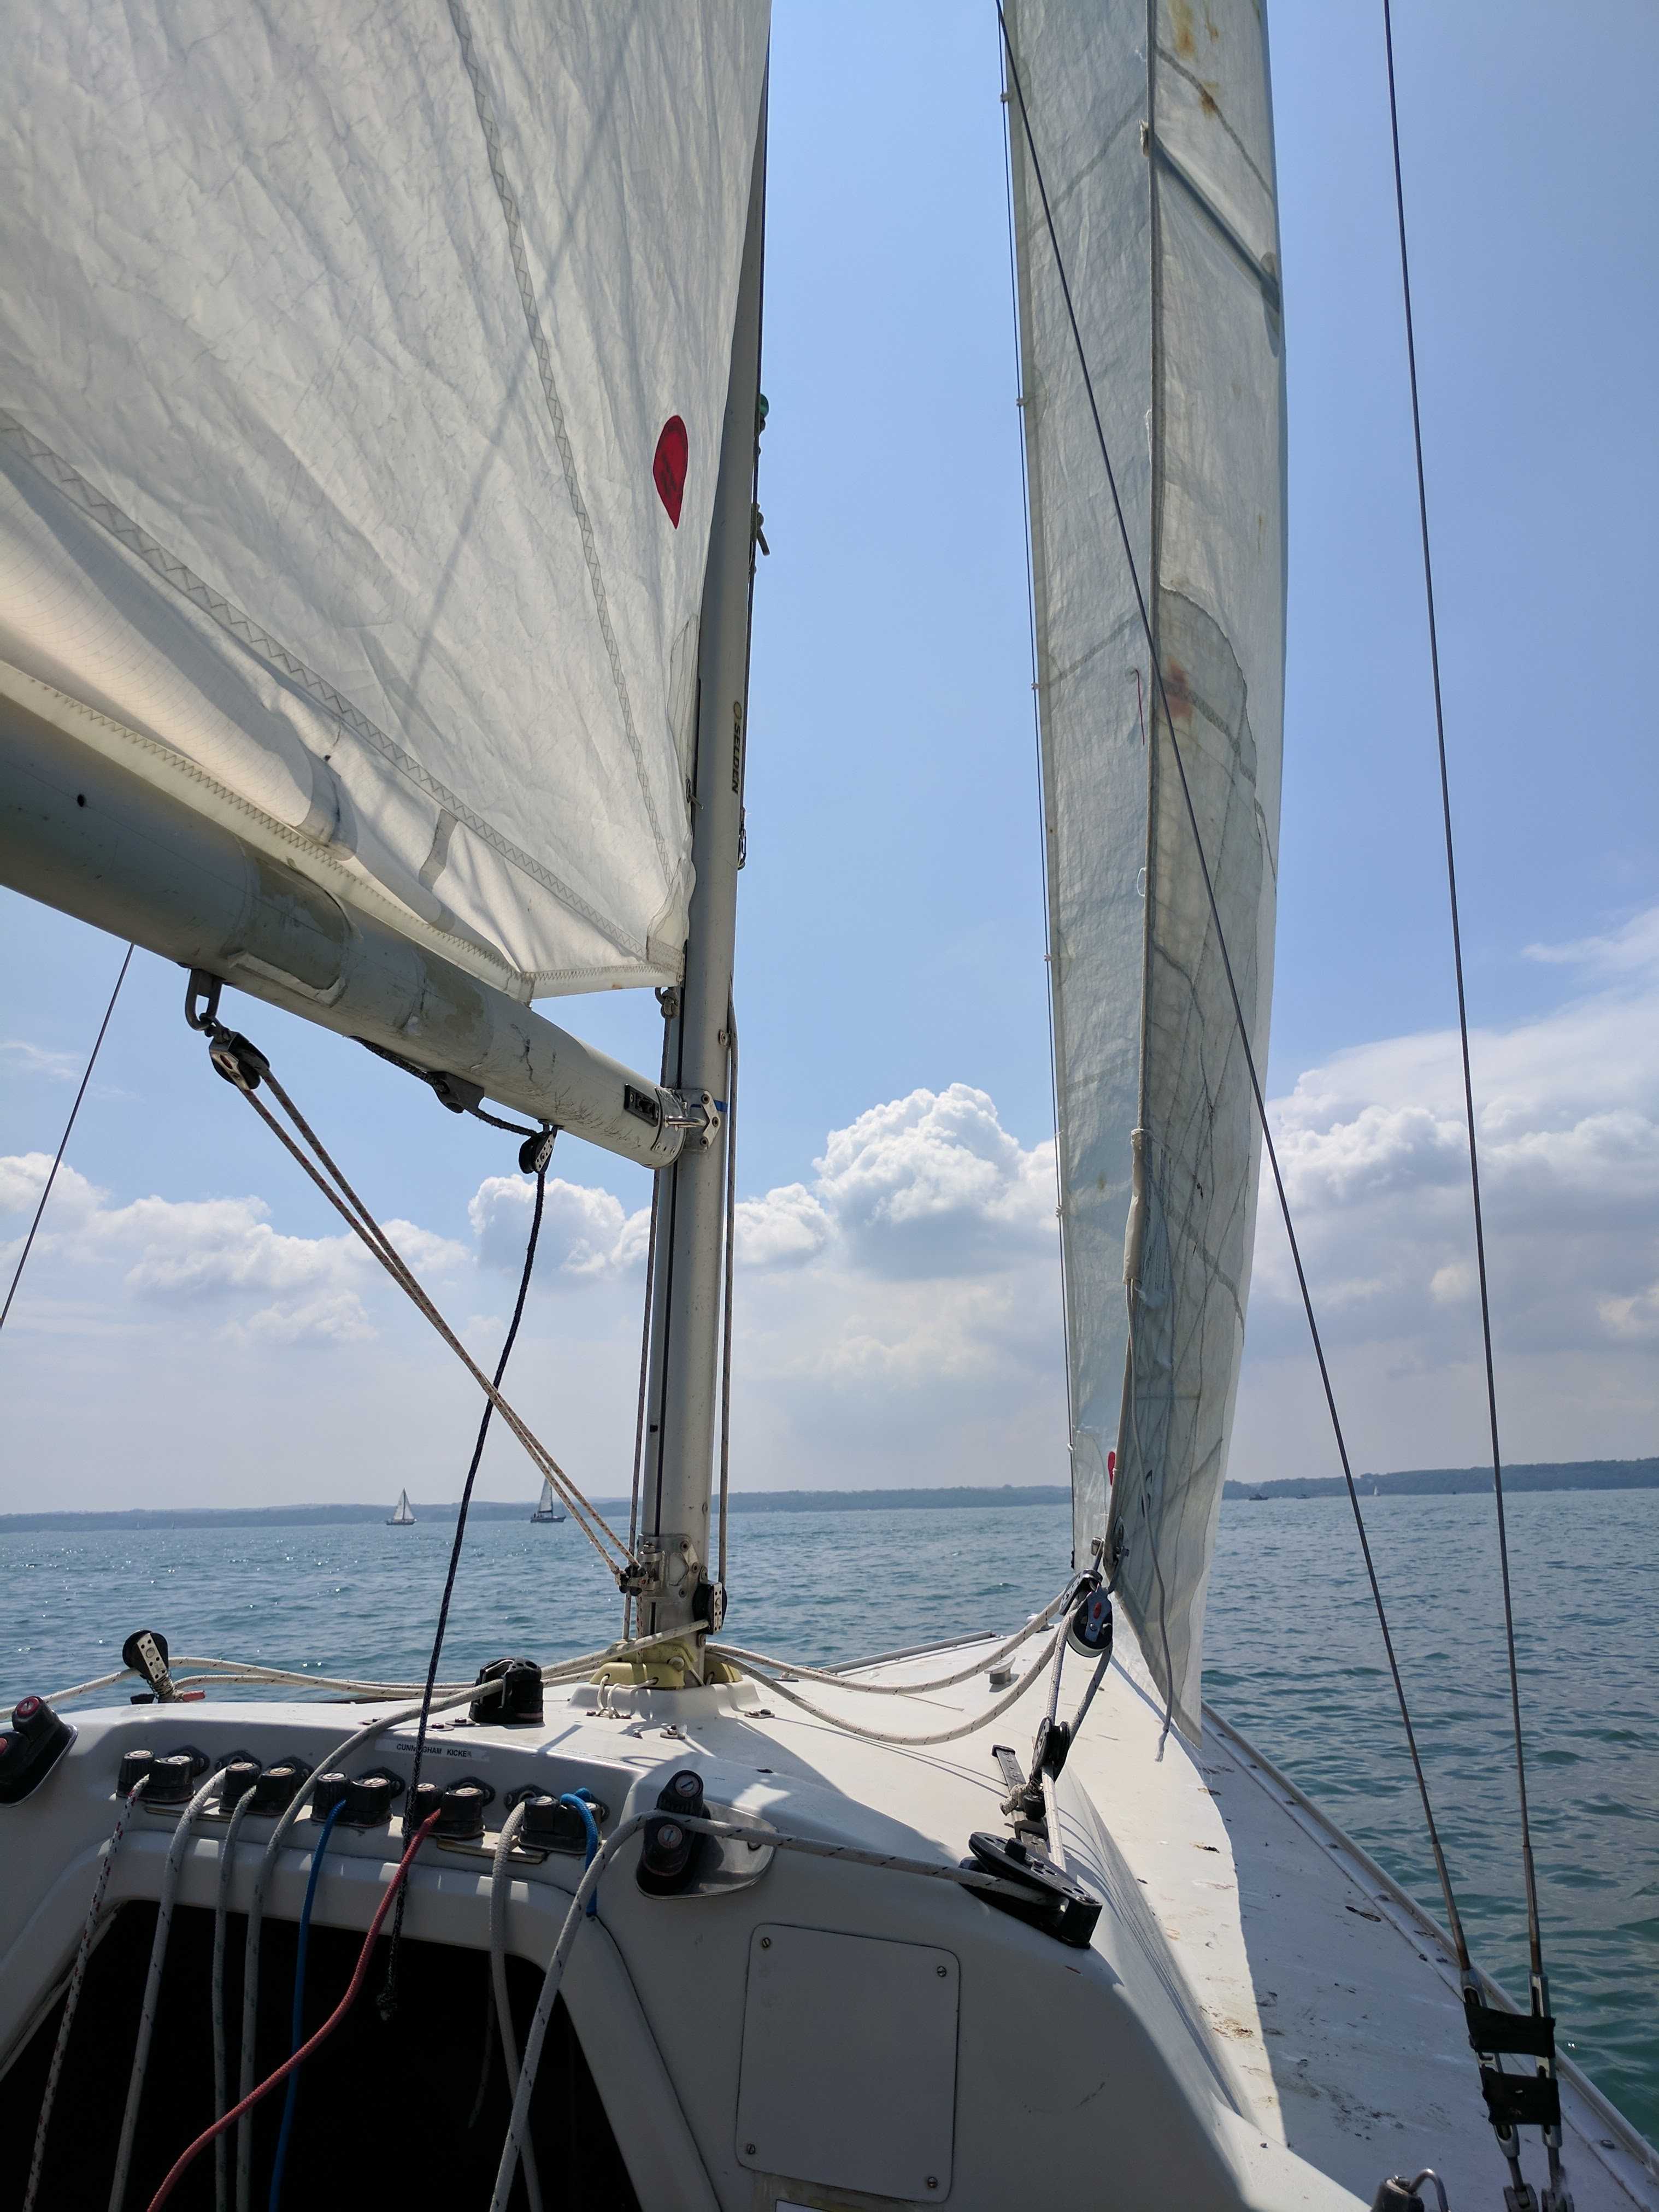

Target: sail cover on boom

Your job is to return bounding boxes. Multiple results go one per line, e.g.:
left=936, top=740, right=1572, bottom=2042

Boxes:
left=1007, top=0, right=1286, bottom=1739
left=0, top=2, right=769, bottom=998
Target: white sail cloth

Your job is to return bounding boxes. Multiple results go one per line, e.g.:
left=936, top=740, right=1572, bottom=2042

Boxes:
left=1008, top=0, right=1285, bottom=1739
left=0, top=1, right=769, bottom=997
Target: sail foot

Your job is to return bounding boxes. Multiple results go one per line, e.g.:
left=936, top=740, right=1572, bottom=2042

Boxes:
left=0, top=675, right=687, bottom=1173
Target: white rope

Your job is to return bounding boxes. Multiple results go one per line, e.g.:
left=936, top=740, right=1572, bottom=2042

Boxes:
left=487, top=1805, right=544, bottom=2212
left=233, top=1680, right=483, bottom=2212
left=486, top=1815, right=649, bottom=2212
left=108, top=1768, right=221, bottom=2212
left=228, top=1622, right=699, bottom=2212
left=212, top=1791, right=257, bottom=2212
left=21, top=1778, right=148, bottom=2212
left=487, top=1814, right=1044, bottom=2212
left=42, top=1623, right=706, bottom=1711
left=711, top=1626, right=1062, bottom=1748
left=710, top=1579, right=1076, bottom=1699
left=39, top=1666, right=133, bottom=1704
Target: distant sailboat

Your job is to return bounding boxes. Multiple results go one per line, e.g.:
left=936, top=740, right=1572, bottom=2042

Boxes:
left=387, top=1489, right=415, bottom=1527
left=530, top=1478, right=566, bottom=1525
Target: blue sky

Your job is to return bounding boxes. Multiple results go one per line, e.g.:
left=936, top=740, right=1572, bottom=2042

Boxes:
left=3, top=0, right=1656, bottom=1510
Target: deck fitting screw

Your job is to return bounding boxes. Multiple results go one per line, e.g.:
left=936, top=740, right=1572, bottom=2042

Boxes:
left=936, top=1964, right=947, bottom=1978
left=760, top=1935, right=770, bottom=1949
left=745, top=2143, right=756, bottom=2156
left=926, top=2179, right=938, bottom=2191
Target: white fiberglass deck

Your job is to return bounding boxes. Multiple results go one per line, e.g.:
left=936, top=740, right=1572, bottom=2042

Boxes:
left=2, top=1623, right=1654, bottom=2211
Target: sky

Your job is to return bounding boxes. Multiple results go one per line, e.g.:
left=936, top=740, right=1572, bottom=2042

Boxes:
left=2, top=1, right=1656, bottom=1513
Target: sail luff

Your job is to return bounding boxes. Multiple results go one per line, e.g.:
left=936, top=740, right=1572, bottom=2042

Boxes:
left=1008, top=0, right=1286, bottom=1739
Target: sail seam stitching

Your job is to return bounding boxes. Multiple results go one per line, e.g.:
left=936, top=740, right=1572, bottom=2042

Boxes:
left=0, top=410, right=643, bottom=972
left=445, top=0, right=674, bottom=893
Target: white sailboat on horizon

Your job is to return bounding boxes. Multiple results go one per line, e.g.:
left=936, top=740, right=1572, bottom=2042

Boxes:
left=530, top=1479, right=566, bottom=1526
left=387, top=1489, right=416, bottom=1528
left=0, top=4, right=1651, bottom=2210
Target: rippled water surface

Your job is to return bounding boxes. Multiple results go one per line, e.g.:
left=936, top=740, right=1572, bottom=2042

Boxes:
left=5, top=1489, right=1655, bottom=2138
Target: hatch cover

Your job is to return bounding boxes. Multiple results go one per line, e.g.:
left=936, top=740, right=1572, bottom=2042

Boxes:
left=736, top=1923, right=958, bottom=2199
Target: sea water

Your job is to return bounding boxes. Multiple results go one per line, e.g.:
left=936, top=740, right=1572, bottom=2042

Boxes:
left=4, top=1487, right=1655, bottom=2139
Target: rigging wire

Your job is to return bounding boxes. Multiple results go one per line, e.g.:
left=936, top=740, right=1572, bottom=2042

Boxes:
left=379, top=1134, right=553, bottom=2020
left=1380, top=0, right=1546, bottom=2001
left=195, top=1015, right=631, bottom=1578
left=994, top=3, right=1474, bottom=1972
left=1381, top=15, right=1562, bottom=2197
left=0, top=942, right=132, bottom=1338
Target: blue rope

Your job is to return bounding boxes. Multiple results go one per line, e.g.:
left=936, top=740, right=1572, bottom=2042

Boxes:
left=560, top=1793, right=601, bottom=1916
left=268, top=1798, right=347, bottom=2211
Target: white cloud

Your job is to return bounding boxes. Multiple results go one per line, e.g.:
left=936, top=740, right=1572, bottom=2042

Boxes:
left=811, top=1084, right=1056, bottom=1275
left=382, top=1220, right=472, bottom=1278
left=227, top=1291, right=375, bottom=1348
left=734, top=1182, right=830, bottom=1269
left=5, top=906, right=1656, bottom=1508
left=1232, top=903, right=1659, bottom=1476
left=2, top=1040, right=81, bottom=1080
left=468, top=1175, right=649, bottom=1279
left=0, top=1158, right=373, bottom=1345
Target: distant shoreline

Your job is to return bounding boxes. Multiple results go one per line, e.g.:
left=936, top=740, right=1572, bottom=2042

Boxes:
left=0, top=1483, right=1073, bottom=1533
left=0, top=1459, right=1652, bottom=1531
left=1222, top=1456, right=1658, bottom=1502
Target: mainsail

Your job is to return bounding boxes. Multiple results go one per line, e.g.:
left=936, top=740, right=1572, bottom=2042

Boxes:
left=0, top=1, right=770, bottom=999
left=1007, top=0, right=1286, bottom=1738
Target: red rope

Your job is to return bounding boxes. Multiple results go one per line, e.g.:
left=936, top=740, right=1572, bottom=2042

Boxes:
left=143, top=1811, right=442, bottom=2211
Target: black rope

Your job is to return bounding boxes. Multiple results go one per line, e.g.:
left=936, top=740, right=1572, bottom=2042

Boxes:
left=1381, top=0, right=1556, bottom=2139
left=0, top=943, right=132, bottom=1336
left=204, top=1020, right=630, bottom=1572
left=996, top=5, right=1473, bottom=1968
left=379, top=1144, right=551, bottom=2017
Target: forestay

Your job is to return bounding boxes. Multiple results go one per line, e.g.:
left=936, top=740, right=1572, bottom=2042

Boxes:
left=0, top=1, right=769, bottom=999
left=1008, top=0, right=1286, bottom=1739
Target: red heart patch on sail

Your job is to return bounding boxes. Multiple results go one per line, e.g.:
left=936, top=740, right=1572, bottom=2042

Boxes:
left=652, top=416, right=688, bottom=527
